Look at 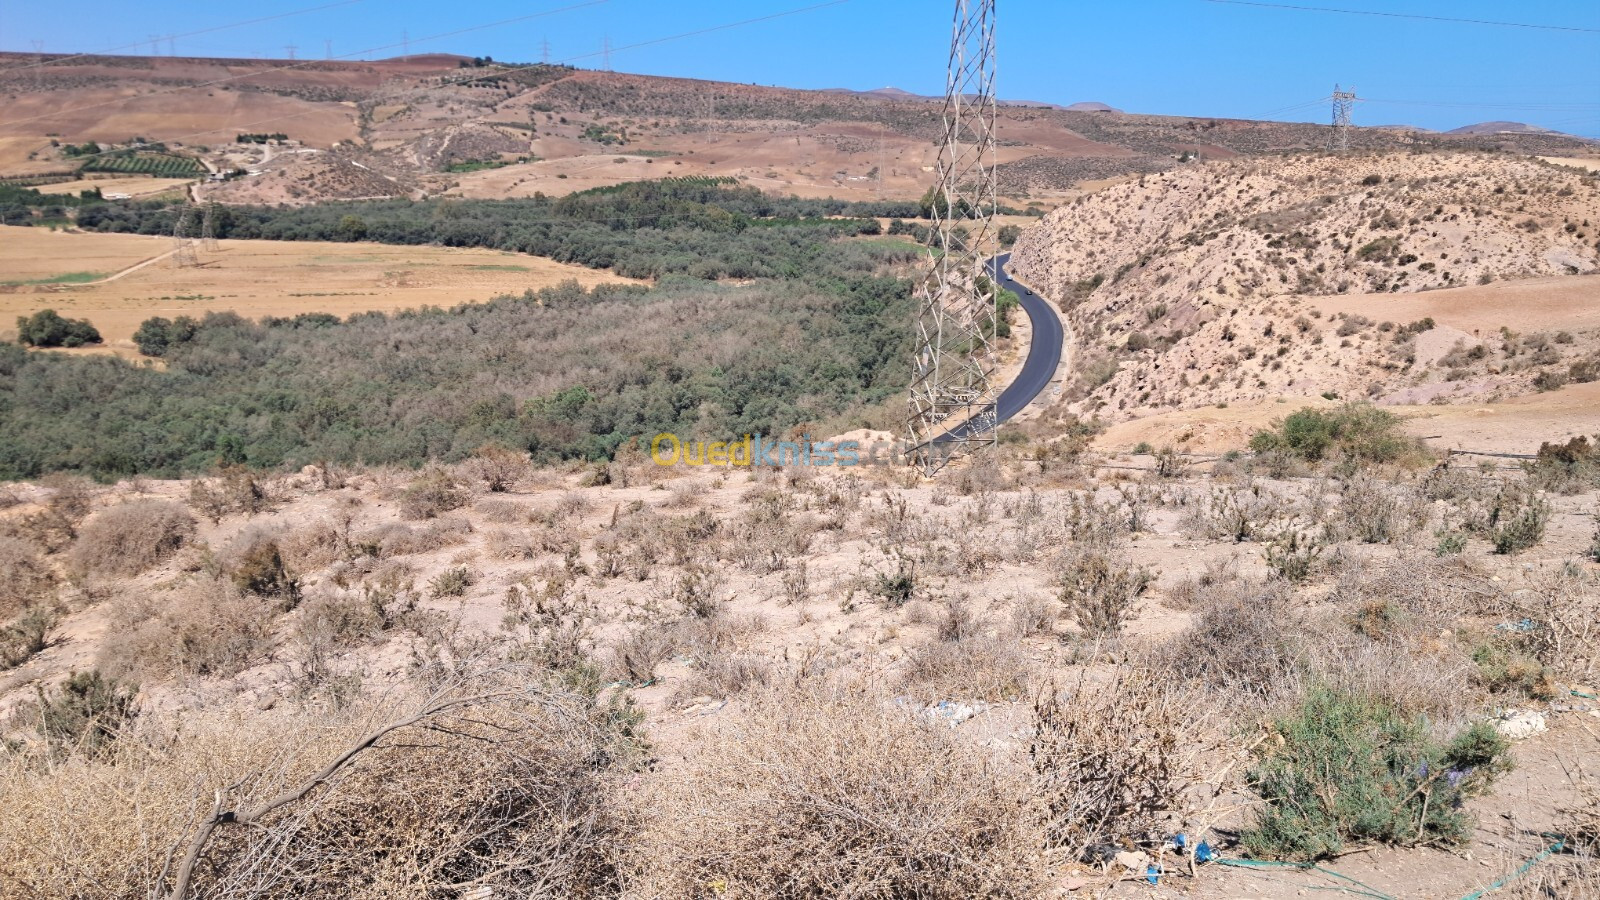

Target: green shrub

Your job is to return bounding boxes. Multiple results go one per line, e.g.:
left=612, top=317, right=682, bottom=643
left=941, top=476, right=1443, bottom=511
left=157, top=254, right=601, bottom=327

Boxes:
left=15, top=309, right=102, bottom=348
left=37, top=670, right=137, bottom=757
left=1249, top=403, right=1419, bottom=463
left=1243, top=686, right=1510, bottom=860
left=1489, top=488, right=1550, bottom=555
left=429, top=565, right=475, bottom=598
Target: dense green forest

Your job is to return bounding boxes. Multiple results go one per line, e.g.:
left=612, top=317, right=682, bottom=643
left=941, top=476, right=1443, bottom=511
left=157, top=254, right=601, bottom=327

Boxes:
left=0, top=181, right=923, bottom=480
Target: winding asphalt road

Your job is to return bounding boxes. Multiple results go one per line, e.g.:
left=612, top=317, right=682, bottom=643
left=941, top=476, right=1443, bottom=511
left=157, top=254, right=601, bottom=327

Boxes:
left=929, top=251, right=1064, bottom=445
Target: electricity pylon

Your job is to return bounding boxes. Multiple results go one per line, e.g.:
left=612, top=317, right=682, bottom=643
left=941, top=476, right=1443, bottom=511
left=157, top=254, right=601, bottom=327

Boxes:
left=171, top=205, right=198, bottom=267
left=907, top=0, right=1000, bottom=476
left=1329, top=84, right=1356, bottom=152
left=201, top=201, right=220, bottom=251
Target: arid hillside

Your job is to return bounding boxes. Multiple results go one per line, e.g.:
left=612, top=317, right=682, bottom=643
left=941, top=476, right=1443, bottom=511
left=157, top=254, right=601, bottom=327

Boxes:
left=1009, top=151, right=1600, bottom=424
left=2, top=429, right=1598, bottom=898
left=4, top=52, right=1596, bottom=206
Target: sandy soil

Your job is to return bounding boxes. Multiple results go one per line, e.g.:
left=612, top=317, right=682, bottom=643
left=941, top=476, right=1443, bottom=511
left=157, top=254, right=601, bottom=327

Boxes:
left=1094, top=380, right=1600, bottom=457
left=1307, top=275, right=1600, bottom=338
left=0, top=226, right=639, bottom=351
left=1540, top=156, right=1600, bottom=173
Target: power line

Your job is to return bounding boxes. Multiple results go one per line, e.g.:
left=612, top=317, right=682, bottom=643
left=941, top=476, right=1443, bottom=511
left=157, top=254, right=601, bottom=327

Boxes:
left=7, top=0, right=367, bottom=71
left=1202, top=0, right=1600, bottom=34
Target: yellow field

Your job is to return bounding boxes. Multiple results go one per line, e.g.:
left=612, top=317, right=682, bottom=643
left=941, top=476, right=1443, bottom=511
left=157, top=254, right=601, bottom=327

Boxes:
left=35, top=177, right=196, bottom=198
left=0, top=225, right=640, bottom=354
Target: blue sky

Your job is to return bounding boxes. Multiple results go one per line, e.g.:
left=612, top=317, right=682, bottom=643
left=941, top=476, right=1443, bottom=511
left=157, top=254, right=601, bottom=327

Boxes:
left=4, top=0, right=1596, bottom=136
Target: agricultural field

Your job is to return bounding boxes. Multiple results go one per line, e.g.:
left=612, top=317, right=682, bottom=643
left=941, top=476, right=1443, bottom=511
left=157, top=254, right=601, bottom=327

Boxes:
left=0, top=225, right=639, bottom=352
left=33, top=176, right=196, bottom=198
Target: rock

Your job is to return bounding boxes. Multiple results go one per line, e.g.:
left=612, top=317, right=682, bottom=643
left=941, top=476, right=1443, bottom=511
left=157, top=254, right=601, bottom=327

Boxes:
left=1492, top=710, right=1547, bottom=741
left=1114, top=850, right=1150, bottom=873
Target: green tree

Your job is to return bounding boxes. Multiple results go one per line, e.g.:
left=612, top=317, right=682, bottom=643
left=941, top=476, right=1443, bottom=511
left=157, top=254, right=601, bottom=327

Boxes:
left=16, top=309, right=102, bottom=348
left=336, top=214, right=368, bottom=241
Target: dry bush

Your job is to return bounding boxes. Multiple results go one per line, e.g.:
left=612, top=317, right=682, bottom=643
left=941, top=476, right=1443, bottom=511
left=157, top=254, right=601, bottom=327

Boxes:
left=1008, top=593, right=1056, bottom=637
left=1053, top=544, right=1153, bottom=636
left=1183, top=482, right=1292, bottom=543
left=358, top=517, right=472, bottom=558
left=0, top=671, right=638, bottom=899
left=608, top=626, right=674, bottom=684
left=98, top=577, right=276, bottom=681
left=277, top=515, right=358, bottom=570
left=898, top=636, right=1034, bottom=702
left=188, top=466, right=273, bottom=523
left=1164, top=554, right=1240, bottom=610
left=0, top=535, right=56, bottom=617
left=1156, top=578, right=1301, bottom=702
left=629, top=683, right=1050, bottom=898
left=67, top=500, right=196, bottom=579
left=398, top=468, right=470, bottom=520
left=1031, top=668, right=1214, bottom=860
left=289, top=587, right=381, bottom=682
left=228, top=531, right=302, bottom=609
left=475, top=497, right=526, bottom=523
left=1337, top=472, right=1429, bottom=544
left=463, top=444, right=529, bottom=493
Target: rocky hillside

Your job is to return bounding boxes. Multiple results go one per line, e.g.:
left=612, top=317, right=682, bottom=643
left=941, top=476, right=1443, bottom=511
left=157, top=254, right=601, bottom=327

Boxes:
left=1009, top=151, right=1600, bottom=419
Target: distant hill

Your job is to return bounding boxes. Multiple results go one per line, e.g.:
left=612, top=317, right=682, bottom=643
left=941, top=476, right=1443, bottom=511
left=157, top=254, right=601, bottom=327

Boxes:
left=1447, top=121, right=1557, bottom=136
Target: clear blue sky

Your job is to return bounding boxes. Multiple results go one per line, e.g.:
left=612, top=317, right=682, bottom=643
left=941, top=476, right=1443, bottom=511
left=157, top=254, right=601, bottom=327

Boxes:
left=4, top=0, right=1597, bottom=136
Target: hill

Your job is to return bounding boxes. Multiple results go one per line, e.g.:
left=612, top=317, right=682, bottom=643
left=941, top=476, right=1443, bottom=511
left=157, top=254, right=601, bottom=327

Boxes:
left=1008, top=151, right=1600, bottom=428
left=2, top=52, right=1594, bottom=207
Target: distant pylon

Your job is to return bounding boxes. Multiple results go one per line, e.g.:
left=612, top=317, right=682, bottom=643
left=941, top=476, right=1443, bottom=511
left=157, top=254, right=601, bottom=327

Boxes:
left=541, top=38, right=551, bottom=64
left=907, top=0, right=1001, bottom=475
left=201, top=201, right=220, bottom=251
left=172, top=205, right=198, bottom=267
left=325, top=39, right=333, bottom=60
left=1329, top=84, right=1356, bottom=152
left=285, top=44, right=298, bottom=60
left=602, top=36, right=612, bottom=70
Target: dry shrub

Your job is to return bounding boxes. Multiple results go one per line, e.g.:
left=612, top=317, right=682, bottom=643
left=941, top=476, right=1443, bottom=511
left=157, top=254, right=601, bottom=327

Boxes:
left=0, top=475, right=95, bottom=554
left=898, top=636, right=1034, bottom=702
left=1, top=602, right=57, bottom=669
left=0, top=535, right=55, bottom=617
left=188, top=466, right=273, bottom=523
left=67, top=500, right=196, bottom=579
left=475, top=498, right=526, bottom=523
left=98, top=577, right=275, bottom=681
left=630, top=683, right=1050, bottom=898
left=359, top=517, right=471, bottom=558
left=463, top=444, right=529, bottom=492
left=0, top=672, right=638, bottom=899
left=1031, top=668, right=1213, bottom=860
left=1337, top=472, right=1428, bottom=544
left=398, top=468, right=470, bottom=520
left=1157, top=578, right=1301, bottom=701
left=1054, top=544, right=1152, bottom=636
left=278, top=515, right=357, bottom=570
left=608, top=626, right=674, bottom=684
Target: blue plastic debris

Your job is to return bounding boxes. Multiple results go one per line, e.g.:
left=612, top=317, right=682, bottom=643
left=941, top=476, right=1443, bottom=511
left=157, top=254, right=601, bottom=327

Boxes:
left=1196, top=841, right=1215, bottom=864
left=1146, top=863, right=1161, bottom=885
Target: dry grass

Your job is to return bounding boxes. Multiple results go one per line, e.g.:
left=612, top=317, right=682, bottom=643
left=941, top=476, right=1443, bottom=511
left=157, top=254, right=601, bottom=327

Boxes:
left=66, top=500, right=196, bottom=579
left=628, top=683, right=1051, bottom=898
left=0, top=669, right=638, bottom=899
left=98, top=577, right=276, bottom=681
left=0, top=535, right=55, bottom=617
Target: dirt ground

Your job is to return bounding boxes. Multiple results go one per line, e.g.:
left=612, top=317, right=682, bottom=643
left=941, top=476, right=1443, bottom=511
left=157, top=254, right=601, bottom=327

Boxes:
left=0, top=225, right=639, bottom=352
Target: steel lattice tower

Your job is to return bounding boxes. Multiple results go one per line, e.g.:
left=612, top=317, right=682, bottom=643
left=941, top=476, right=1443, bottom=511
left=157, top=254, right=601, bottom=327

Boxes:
left=907, top=0, right=1000, bottom=475
left=200, top=201, right=220, bottom=251
left=1329, top=84, right=1356, bottom=152
left=171, top=205, right=197, bottom=267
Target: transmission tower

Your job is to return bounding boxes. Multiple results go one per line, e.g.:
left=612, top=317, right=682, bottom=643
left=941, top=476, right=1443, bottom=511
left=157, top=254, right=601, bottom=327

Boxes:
left=171, top=205, right=198, bottom=267
left=907, top=0, right=1001, bottom=475
left=200, top=201, right=220, bottom=251
left=1329, top=84, right=1356, bottom=152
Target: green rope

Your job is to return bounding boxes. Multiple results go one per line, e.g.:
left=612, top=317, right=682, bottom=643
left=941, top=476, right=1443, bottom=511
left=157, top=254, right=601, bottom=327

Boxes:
left=1212, top=858, right=1396, bottom=900
left=1458, top=834, right=1566, bottom=900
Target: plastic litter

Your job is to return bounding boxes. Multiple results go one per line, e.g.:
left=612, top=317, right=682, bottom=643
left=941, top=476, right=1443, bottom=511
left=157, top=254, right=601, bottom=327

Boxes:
left=1492, top=709, right=1547, bottom=741
left=922, top=699, right=991, bottom=728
